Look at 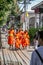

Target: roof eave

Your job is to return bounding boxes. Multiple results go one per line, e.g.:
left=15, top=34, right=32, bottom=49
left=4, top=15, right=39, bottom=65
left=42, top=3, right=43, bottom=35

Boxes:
left=31, top=1, right=43, bottom=10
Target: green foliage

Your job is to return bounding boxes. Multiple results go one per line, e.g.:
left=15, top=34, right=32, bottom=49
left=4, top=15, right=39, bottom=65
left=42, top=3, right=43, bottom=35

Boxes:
left=0, top=0, right=20, bottom=26
left=17, top=22, right=22, bottom=28
left=17, top=0, right=23, bottom=1
left=0, top=0, right=13, bottom=26
left=28, top=28, right=37, bottom=42
left=28, top=27, right=43, bottom=42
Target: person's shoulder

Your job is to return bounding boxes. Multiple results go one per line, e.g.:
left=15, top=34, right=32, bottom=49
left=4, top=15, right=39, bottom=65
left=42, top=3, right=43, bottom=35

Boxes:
left=33, top=46, right=43, bottom=54
left=32, top=48, right=40, bottom=55
left=37, top=46, right=43, bottom=51
left=31, top=50, right=38, bottom=60
left=32, top=50, right=37, bottom=56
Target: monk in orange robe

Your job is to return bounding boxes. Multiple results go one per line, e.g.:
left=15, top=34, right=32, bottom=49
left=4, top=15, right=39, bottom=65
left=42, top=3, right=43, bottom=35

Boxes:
left=21, top=37, right=26, bottom=48
left=19, top=29, right=24, bottom=48
left=24, top=30, right=30, bottom=47
left=15, top=30, right=21, bottom=49
left=18, top=29, right=26, bottom=48
left=8, top=26, right=15, bottom=49
left=15, top=38, right=20, bottom=49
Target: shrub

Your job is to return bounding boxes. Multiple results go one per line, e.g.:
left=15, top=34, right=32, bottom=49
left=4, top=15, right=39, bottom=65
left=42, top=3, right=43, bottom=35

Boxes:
left=28, top=27, right=43, bottom=44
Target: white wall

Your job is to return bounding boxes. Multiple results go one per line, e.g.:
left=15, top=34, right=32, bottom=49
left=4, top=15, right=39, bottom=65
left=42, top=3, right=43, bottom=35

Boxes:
left=21, top=12, right=35, bottom=30
left=35, top=14, right=39, bottom=28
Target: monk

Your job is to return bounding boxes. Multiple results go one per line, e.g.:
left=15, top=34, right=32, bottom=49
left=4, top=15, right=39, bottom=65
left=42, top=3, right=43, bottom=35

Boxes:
left=15, top=30, right=20, bottom=49
left=8, top=26, right=15, bottom=49
left=21, top=37, right=26, bottom=48
left=19, top=28, right=24, bottom=48
left=24, top=30, right=30, bottom=47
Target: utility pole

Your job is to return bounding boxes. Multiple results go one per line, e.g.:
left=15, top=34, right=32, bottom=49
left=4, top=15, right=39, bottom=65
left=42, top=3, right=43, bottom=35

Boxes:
left=18, top=0, right=35, bottom=30
left=24, top=0, right=34, bottom=30
left=24, top=0, right=26, bottom=30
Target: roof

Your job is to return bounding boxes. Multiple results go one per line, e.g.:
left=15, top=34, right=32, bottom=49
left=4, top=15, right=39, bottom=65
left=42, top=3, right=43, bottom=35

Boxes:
left=31, top=1, right=43, bottom=10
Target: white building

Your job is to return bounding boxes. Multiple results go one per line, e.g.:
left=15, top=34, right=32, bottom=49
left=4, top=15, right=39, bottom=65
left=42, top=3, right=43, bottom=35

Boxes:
left=21, top=11, right=35, bottom=31
left=31, top=1, right=43, bottom=28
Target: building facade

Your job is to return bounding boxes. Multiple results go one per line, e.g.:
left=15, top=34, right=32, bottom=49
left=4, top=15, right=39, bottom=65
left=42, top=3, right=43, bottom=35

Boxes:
left=21, top=11, right=35, bottom=31
left=31, top=1, right=43, bottom=28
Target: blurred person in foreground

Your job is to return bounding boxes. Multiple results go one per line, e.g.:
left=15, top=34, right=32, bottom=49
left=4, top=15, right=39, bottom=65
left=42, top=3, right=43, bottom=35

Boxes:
left=30, top=31, right=43, bottom=65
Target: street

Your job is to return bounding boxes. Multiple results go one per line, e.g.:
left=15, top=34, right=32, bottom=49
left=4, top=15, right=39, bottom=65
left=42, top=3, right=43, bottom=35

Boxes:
left=0, top=29, right=34, bottom=65
left=0, top=48, right=33, bottom=65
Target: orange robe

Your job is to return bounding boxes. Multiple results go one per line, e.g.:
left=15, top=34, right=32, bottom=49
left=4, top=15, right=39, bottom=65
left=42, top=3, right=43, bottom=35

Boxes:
left=25, top=38, right=30, bottom=46
left=8, top=29, right=15, bottom=46
left=23, top=32, right=30, bottom=47
left=19, top=30, right=24, bottom=44
left=15, top=33, right=20, bottom=48
left=15, top=38, right=20, bottom=48
left=17, top=30, right=27, bottom=48
left=21, top=37, right=26, bottom=47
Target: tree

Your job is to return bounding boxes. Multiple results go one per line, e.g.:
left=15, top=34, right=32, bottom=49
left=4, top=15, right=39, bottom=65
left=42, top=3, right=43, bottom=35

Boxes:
left=0, top=0, right=21, bottom=48
left=0, top=0, right=21, bottom=26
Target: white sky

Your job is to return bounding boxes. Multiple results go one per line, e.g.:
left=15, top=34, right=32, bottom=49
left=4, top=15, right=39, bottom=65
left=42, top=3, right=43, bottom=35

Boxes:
left=19, top=0, right=43, bottom=11
left=27, top=0, right=43, bottom=11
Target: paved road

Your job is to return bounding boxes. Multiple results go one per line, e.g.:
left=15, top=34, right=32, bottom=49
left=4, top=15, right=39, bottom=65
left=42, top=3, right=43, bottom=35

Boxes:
left=0, top=48, right=33, bottom=65
left=0, top=29, right=34, bottom=65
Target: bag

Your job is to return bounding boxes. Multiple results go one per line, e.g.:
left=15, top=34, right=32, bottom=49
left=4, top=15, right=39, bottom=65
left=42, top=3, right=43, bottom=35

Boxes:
left=35, top=50, right=43, bottom=63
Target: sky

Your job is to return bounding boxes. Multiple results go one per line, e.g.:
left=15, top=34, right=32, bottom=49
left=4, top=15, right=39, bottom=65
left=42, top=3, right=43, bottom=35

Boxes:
left=27, top=0, right=43, bottom=11
left=19, top=0, right=43, bottom=11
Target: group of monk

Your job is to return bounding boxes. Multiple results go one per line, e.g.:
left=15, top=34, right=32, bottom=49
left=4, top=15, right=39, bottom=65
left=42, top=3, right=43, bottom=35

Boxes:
left=8, top=26, right=30, bottom=49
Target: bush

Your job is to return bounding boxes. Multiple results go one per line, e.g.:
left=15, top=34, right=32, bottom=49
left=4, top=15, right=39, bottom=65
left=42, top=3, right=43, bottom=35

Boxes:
left=28, top=27, right=43, bottom=43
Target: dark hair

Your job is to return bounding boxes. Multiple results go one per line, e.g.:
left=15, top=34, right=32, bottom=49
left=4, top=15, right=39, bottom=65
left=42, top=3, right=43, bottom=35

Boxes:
left=38, top=31, right=43, bottom=40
